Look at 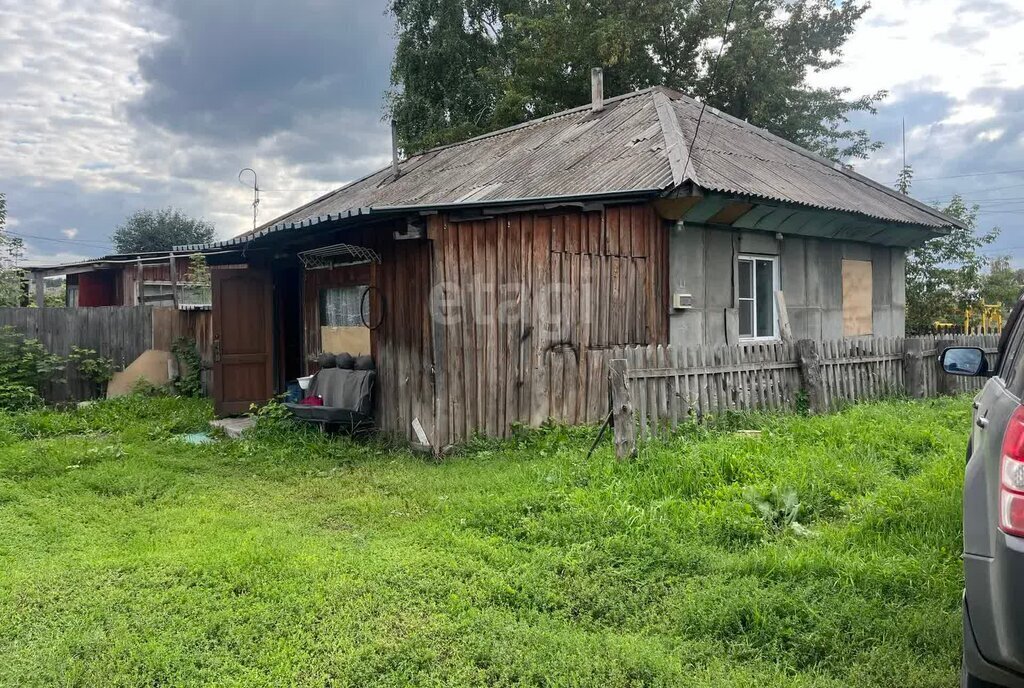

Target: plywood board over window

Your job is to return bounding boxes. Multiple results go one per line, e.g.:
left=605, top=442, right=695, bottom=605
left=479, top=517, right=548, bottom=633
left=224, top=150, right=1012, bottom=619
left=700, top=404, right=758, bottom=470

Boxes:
left=843, top=259, right=873, bottom=336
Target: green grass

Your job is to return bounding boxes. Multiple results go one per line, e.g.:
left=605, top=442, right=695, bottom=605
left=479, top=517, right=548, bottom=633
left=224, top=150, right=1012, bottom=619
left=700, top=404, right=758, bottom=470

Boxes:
left=0, top=394, right=971, bottom=687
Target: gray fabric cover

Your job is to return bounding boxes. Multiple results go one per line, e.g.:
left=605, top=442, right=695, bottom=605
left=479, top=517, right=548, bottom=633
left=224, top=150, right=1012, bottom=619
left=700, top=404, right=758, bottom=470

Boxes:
left=309, top=368, right=375, bottom=416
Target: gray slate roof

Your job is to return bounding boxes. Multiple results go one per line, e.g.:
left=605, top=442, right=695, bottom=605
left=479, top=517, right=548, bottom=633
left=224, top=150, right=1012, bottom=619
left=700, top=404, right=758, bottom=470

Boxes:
left=186, top=87, right=961, bottom=250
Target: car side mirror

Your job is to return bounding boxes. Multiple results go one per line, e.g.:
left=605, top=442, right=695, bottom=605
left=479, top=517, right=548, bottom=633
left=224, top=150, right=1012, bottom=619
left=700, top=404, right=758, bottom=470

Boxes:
left=940, top=346, right=988, bottom=377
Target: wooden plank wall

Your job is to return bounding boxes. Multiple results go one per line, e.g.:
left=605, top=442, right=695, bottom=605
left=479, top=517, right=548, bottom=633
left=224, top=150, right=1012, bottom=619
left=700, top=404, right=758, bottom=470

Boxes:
left=428, top=202, right=669, bottom=445
left=620, top=334, right=1001, bottom=439
left=0, top=306, right=213, bottom=402
left=375, top=239, right=435, bottom=443
left=0, top=306, right=154, bottom=401
left=151, top=307, right=215, bottom=394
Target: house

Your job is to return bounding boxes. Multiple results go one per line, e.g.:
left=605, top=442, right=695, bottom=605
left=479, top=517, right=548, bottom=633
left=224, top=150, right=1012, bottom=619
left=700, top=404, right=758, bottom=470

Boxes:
left=180, top=74, right=963, bottom=447
left=25, top=251, right=209, bottom=309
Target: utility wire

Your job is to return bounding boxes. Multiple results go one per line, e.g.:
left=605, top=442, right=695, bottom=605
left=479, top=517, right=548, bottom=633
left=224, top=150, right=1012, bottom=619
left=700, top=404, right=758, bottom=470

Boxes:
left=687, top=0, right=739, bottom=170
left=915, top=168, right=1024, bottom=183
left=4, top=230, right=110, bottom=249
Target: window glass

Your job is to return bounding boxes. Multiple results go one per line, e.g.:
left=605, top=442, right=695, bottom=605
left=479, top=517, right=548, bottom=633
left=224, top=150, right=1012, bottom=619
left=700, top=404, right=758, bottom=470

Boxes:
left=1001, top=312, right=1024, bottom=390
left=320, top=286, right=368, bottom=327
left=319, top=286, right=371, bottom=356
left=738, top=259, right=753, bottom=299
left=755, top=259, right=775, bottom=337
left=738, top=300, right=754, bottom=338
left=737, top=255, right=777, bottom=340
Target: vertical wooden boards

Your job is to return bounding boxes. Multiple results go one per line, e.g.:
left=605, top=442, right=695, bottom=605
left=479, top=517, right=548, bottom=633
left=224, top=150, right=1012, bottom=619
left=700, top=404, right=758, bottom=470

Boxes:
left=422, top=201, right=670, bottom=442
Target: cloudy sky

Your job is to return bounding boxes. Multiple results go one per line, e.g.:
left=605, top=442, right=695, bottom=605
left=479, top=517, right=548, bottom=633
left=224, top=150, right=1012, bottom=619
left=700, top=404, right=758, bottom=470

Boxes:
left=2, top=0, right=1022, bottom=266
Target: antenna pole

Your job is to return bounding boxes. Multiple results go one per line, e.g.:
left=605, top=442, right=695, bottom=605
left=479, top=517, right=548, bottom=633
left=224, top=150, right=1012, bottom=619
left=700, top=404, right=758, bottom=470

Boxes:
left=238, top=168, right=260, bottom=231
left=902, top=118, right=906, bottom=171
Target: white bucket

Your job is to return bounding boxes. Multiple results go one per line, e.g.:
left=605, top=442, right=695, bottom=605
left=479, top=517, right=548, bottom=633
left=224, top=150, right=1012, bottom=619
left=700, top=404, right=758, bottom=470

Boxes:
left=297, top=375, right=314, bottom=391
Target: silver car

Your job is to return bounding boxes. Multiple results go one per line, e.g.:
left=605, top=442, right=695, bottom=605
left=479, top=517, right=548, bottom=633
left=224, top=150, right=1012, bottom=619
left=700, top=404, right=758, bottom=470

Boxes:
left=943, top=300, right=1024, bottom=688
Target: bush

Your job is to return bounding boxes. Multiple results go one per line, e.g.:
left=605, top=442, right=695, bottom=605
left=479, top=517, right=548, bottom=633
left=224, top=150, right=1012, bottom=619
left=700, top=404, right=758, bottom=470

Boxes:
left=67, top=346, right=115, bottom=398
left=0, top=382, right=41, bottom=413
left=0, top=326, right=63, bottom=393
left=170, top=337, right=203, bottom=397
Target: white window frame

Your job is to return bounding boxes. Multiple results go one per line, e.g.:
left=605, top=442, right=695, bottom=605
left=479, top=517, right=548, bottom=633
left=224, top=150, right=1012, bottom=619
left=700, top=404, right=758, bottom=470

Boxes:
left=737, top=254, right=780, bottom=341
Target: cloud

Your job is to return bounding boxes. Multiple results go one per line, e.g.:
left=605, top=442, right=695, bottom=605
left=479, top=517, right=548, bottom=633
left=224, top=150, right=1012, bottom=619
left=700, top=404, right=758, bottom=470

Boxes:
left=809, top=0, right=1024, bottom=265
left=61, top=228, right=78, bottom=239
left=131, top=0, right=394, bottom=149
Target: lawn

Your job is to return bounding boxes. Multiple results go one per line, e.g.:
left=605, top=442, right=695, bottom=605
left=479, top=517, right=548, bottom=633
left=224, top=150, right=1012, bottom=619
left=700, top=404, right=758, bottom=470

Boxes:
left=0, top=395, right=970, bottom=687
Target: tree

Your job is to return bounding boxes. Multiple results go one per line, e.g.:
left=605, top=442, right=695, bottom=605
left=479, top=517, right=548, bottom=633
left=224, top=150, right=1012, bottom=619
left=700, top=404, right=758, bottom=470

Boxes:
left=387, top=0, right=885, bottom=159
left=981, top=256, right=1023, bottom=310
left=905, top=195, right=999, bottom=334
left=112, top=208, right=214, bottom=254
left=0, top=192, right=27, bottom=307
left=896, top=165, right=913, bottom=195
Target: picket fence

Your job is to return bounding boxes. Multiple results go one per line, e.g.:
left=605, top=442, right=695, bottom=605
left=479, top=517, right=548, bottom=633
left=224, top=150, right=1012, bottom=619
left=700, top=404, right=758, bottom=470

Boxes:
left=616, top=334, right=1000, bottom=441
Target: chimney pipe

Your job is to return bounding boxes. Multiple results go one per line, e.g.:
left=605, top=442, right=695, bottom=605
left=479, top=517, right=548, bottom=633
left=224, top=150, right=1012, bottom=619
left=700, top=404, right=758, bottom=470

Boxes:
left=391, top=120, right=401, bottom=181
left=591, top=67, right=604, bottom=112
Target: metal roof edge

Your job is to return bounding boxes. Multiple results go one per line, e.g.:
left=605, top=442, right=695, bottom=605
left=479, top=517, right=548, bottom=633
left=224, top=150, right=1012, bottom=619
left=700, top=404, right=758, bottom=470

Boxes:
left=177, top=189, right=667, bottom=253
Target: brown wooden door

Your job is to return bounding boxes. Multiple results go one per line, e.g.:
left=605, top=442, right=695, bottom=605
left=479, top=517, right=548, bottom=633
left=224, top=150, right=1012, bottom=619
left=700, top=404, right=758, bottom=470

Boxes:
left=212, top=267, right=274, bottom=416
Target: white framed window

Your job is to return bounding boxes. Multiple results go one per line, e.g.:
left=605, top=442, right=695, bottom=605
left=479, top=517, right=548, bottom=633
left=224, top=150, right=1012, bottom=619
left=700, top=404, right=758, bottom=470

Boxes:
left=737, top=255, right=779, bottom=340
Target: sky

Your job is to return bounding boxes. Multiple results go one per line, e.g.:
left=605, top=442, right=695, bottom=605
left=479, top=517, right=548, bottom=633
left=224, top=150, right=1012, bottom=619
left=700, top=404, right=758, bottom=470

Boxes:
left=1, top=0, right=1023, bottom=266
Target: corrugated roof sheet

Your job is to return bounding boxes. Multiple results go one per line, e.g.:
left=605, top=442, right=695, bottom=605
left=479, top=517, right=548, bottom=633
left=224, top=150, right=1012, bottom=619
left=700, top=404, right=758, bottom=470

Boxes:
left=185, top=87, right=961, bottom=251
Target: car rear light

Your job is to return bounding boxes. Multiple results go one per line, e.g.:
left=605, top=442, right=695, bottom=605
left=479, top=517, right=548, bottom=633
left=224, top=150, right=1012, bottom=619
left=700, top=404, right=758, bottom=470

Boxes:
left=1001, top=406, right=1024, bottom=536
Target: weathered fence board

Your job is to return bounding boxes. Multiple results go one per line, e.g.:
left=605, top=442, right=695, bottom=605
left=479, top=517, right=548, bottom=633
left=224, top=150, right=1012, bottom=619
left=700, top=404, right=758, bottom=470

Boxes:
left=614, top=334, right=1001, bottom=440
left=0, top=306, right=213, bottom=402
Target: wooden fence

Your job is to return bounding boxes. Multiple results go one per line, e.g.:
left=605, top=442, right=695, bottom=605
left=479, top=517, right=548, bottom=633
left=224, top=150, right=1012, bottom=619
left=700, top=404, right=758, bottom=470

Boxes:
left=611, top=334, right=1000, bottom=449
left=0, top=306, right=212, bottom=402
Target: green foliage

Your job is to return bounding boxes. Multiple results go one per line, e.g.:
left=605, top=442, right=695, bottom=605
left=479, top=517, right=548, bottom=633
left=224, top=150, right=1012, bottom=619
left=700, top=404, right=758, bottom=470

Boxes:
left=0, top=383, right=41, bottom=413
left=111, top=207, right=214, bottom=253
left=130, top=378, right=171, bottom=398
left=0, top=395, right=970, bottom=685
left=170, top=337, right=203, bottom=397
left=67, top=347, right=115, bottom=398
left=246, top=397, right=298, bottom=438
left=42, top=282, right=66, bottom=307
left=0, top=192, right=26, bottom=307
left=906, top=195, right=999, bottom=333
left=388, top=0, right=883, bottom=161
left=187, top=253, right=210, bottom=288
left=981, top=255, right=1023, bottom=311
left=0, top=326, right=63, bottom=393
left=895, top=164, right=913, bottom=195
left=743, top=485, right=810, bottom=535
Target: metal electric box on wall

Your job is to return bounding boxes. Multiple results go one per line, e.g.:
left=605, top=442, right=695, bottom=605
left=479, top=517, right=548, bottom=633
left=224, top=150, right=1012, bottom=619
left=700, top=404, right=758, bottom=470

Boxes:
left=672, top=293, right=694, bottom=310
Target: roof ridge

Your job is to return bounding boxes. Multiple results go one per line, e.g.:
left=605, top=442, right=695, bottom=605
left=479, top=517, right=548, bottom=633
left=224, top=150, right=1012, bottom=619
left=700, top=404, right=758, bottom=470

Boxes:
left=651, top=88, right=698, bottom=187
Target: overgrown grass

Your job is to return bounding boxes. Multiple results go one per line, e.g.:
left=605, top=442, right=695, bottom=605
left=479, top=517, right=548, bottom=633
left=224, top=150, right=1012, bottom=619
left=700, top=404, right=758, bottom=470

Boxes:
left=0, top=395, right=971, bottom=686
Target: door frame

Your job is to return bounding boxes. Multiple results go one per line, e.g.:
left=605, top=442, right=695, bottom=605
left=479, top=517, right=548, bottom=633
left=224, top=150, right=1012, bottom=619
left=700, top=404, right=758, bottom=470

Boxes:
left=212, top=265, right=274, bottom=416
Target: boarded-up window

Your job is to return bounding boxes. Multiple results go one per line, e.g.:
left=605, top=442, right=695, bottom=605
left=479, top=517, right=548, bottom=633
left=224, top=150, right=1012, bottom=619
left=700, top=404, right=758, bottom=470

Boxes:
left=320, top=286, right=371, bottom=355
left=842, top=260, right=873, bottom=336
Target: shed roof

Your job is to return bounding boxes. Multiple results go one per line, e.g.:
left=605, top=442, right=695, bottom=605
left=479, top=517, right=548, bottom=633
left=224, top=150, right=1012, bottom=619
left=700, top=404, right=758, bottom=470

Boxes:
left=182, top=87, right=962, bottom=251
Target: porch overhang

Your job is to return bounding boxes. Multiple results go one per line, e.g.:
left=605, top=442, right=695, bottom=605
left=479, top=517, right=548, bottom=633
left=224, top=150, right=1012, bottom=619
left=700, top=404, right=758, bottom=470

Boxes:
left=653, top=186, right=951, bottom=248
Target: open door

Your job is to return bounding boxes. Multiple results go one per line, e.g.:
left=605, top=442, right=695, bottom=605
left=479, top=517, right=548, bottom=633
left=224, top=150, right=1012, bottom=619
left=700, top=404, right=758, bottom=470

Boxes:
left=212, top=267, right=274, bottom=416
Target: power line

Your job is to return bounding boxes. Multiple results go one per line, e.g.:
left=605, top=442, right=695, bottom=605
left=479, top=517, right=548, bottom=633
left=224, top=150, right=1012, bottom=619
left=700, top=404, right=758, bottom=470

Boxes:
left=4, top=230, right=110, bottom=249
left=687, top=0, right=739, bottom=171
left=915, top=168, right=1024, bottom=183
